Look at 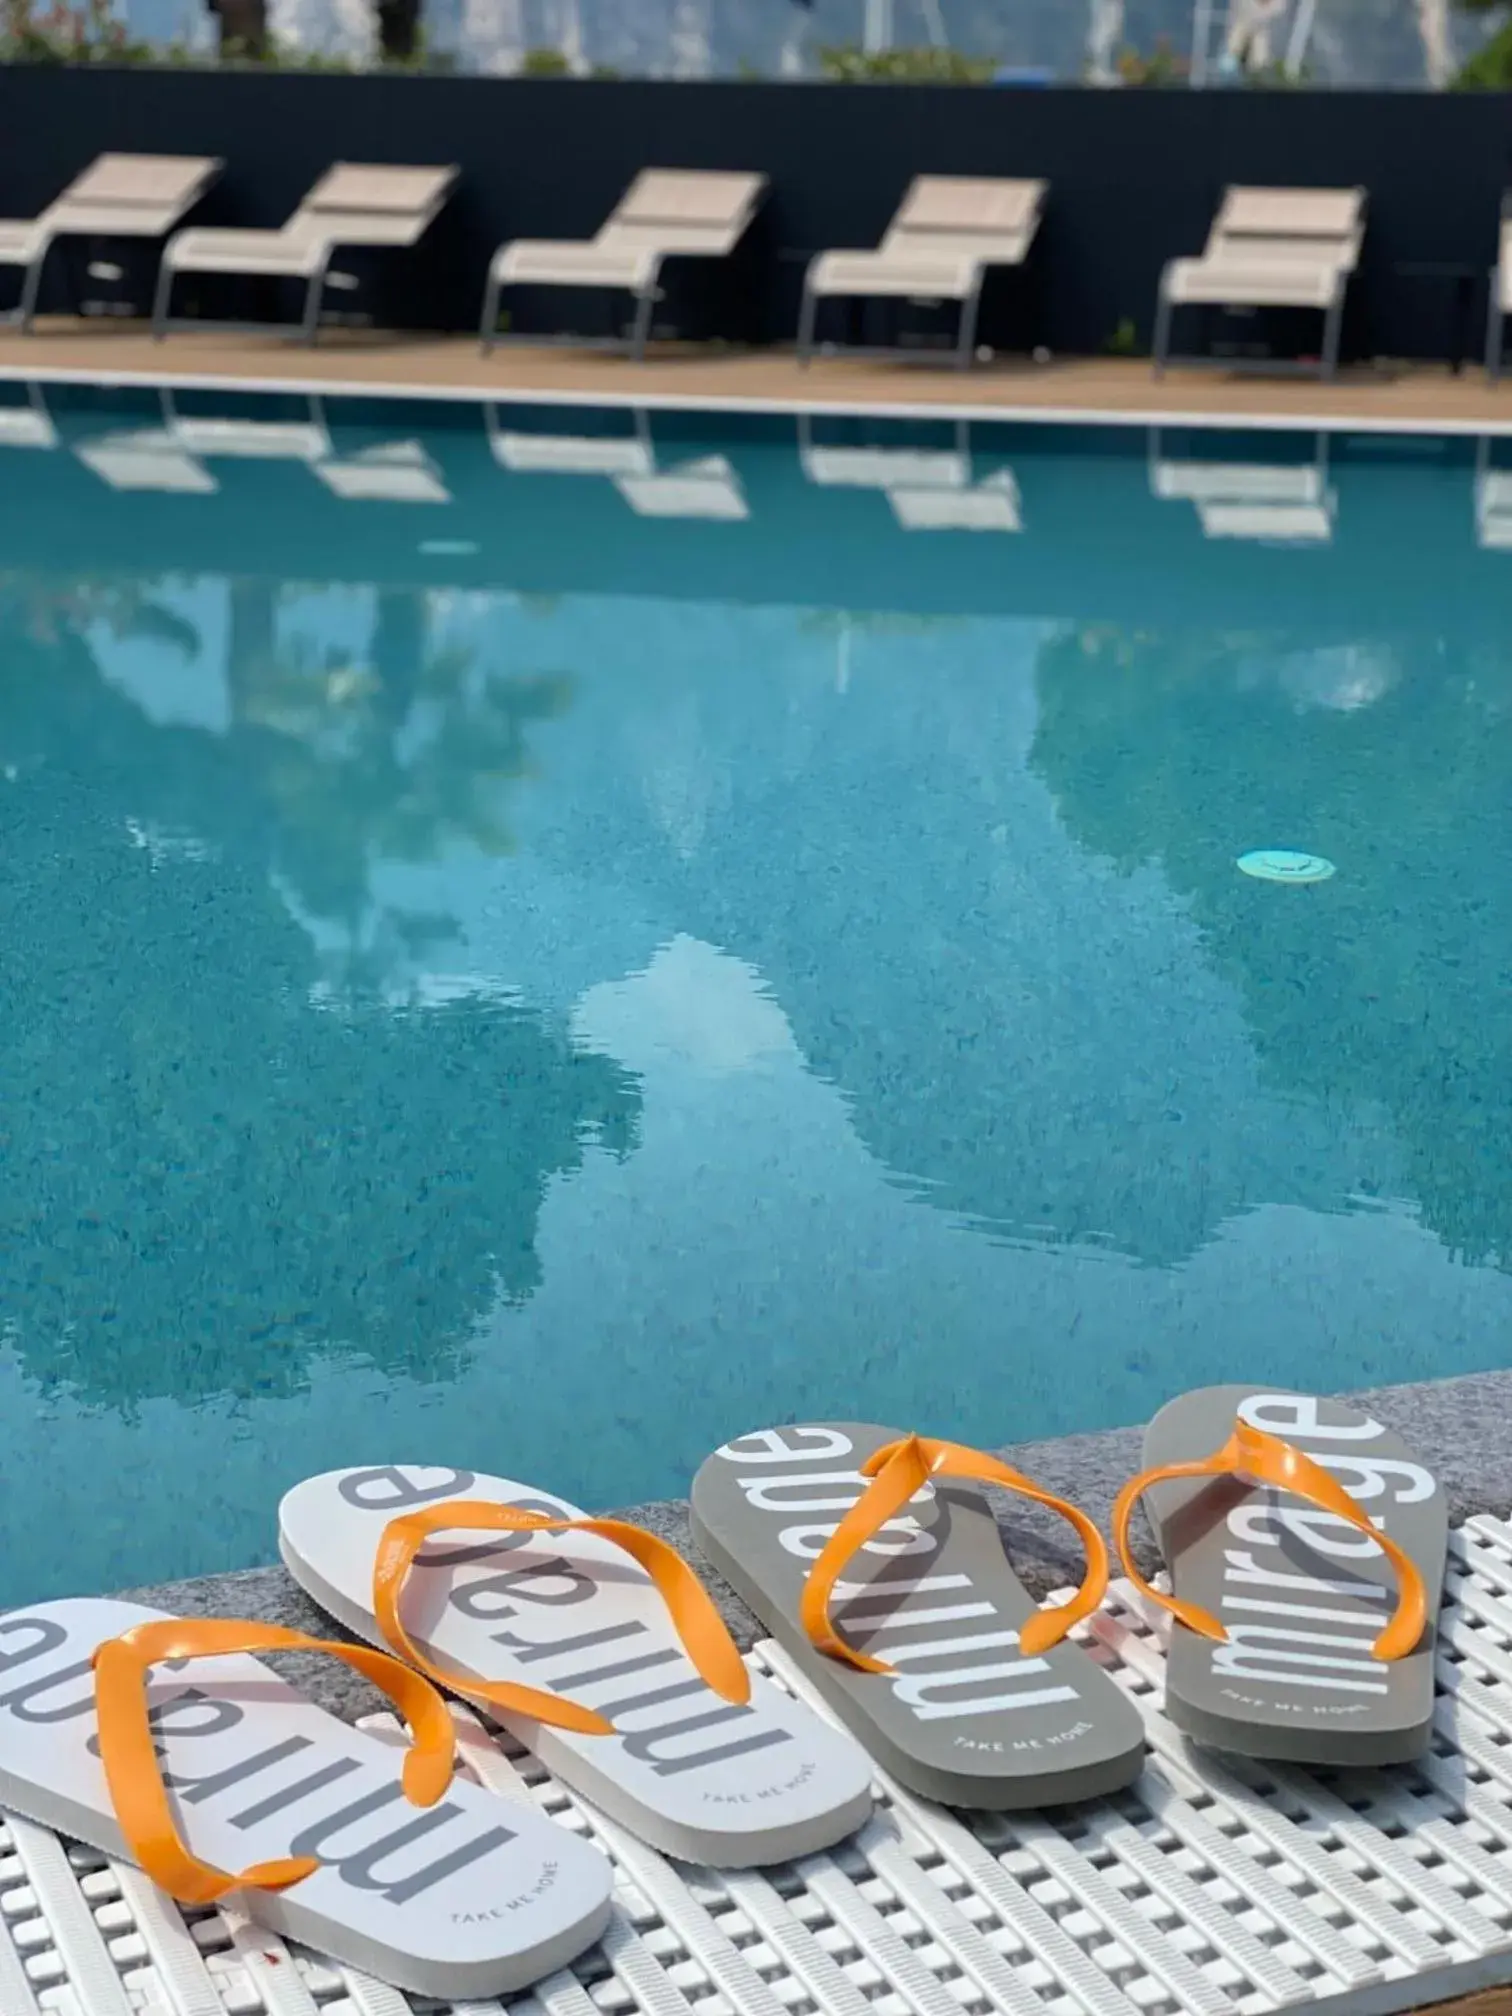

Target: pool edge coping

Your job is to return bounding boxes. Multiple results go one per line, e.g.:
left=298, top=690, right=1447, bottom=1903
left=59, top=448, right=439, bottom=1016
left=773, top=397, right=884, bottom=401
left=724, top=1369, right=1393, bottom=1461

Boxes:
left=9, top=359, right=1512, bottom=436
left=115, top=1366, right=1512, bottom=1726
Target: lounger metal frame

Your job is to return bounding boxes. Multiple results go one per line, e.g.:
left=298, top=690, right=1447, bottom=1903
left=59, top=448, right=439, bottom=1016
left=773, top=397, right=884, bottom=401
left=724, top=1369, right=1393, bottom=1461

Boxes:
left=796, top=268, right=992, bottom=372
left=479, top=257, right=666, bottom=364
left=154, top=254, right=343, bottom=347
left=1147, top=426, right=1336, bottom=542
left=1153, top=283, right=1352, bottom=381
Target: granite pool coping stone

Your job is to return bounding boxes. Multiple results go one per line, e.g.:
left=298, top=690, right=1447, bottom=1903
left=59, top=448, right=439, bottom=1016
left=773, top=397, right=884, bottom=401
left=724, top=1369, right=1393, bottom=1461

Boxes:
left=121, top=1368, right=1512, bottom=1727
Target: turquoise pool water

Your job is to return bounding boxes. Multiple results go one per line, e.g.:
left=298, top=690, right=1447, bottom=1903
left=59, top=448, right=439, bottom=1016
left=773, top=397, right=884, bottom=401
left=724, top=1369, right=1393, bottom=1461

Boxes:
left=2, top=385, right=1510, bottom=1606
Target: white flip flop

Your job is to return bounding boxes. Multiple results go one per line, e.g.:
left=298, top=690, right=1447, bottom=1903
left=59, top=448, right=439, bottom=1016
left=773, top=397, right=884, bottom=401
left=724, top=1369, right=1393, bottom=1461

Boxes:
left=0, top=1597, right=613, bottom=2000
left=279, top=1465, right=875, bottom=1865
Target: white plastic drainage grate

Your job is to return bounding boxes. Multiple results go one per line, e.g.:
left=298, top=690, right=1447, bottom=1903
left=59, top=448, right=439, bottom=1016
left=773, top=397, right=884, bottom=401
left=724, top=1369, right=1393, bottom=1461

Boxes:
left=13, top=1518, right=1512, bottom=2016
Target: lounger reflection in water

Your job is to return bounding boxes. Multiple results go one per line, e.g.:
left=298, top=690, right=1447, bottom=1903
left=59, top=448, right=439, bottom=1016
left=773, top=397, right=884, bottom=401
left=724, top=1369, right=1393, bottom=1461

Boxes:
left=1148, top=428, right=1335, bottom=543
left=0, top=382, right=59, bottom=452
left=65, top=391, right=449, bottom=502
left=798, top=415, right=1021, bottom=531
left=486, top=405, right=748, bottom=520
left=1477, top=438, right=1512, bottom=549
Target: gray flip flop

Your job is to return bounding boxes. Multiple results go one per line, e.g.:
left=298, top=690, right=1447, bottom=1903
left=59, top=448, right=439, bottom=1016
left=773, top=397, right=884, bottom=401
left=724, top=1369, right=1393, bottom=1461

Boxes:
left=690, top=1423, right=1147, bottom=1810
left=1119, top=1386, right=1448, bottom=1766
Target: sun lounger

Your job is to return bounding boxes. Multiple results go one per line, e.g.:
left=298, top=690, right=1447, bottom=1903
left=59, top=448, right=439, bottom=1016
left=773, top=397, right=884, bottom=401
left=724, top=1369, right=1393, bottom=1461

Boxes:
left=0, top=153, right=222, bottom=332
left=798, top=176, right=1046, bottom=371
left=483, top=168, right=766, bottom=361
left=486, top=406, right=747, bottom=518
left=1148, top=428, right=1335, bottom=542
left=798, top=417, right=1022, bottom=531
left=154, top=162, right=458, bottom=343
left=1153, top=185, right=1366, bottom=380
left=1485, top=198, right=1512, bottom=381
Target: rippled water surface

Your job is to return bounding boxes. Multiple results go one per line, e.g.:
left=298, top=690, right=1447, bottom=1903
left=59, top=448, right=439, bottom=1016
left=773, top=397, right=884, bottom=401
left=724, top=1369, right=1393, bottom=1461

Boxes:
left=1, top=389, right=1508, bottom=1602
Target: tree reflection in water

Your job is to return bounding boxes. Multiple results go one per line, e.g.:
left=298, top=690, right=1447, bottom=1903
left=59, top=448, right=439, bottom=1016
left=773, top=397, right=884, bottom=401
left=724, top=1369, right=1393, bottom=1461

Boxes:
left=0, top=570, right=641, bottom=1409
left=1031, top=621, right=1512, bottom=1269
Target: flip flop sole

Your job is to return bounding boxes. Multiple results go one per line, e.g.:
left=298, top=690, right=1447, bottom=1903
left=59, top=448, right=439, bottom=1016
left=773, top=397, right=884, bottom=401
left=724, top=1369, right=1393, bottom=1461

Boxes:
left=691, top=1423, right=1146, bottom=1810
left=0, top=1597, right=612, bottom=2000
left=1141, top=1386, right=1448, bottom=1765
left=279, top=1466, right=874, bottom=1866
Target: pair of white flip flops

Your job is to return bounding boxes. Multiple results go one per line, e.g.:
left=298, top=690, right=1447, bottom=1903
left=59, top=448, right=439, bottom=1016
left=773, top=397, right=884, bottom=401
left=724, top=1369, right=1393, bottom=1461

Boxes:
left=0, top=1466, right=875, bottom=2003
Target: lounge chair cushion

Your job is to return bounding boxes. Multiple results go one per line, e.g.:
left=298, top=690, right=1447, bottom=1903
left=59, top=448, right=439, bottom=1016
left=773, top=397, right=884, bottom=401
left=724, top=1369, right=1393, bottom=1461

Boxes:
left=491, top=169, right=765, bottom=297
left=0, top=153, right=221, bottom=266
left=303, top=164, right=456, bottom=217
left=1163, top=253, right=1350, bottom=309
left=163, top=162, right=456, bottom=280
left=616, top=169, right=763, bottom=232
left=807, top=175, right=1044, bottom=301
left=492, top=237, right=660, bottom=292
left=807, top=248, right=983, bottom=301
left=892, top=176, right=1042, bottom=237
left=165, top=224, right=331, bottom=278
left=1163, top=184, right=1365, bottom=312
left=0, top=221, right=46, bottom=264
left=60, top=153, right=219, bottom=214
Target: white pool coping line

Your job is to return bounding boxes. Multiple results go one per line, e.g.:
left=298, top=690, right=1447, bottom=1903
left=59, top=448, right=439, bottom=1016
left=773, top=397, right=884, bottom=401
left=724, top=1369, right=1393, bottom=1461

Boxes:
left=7, top=359, right=1512, bottom=435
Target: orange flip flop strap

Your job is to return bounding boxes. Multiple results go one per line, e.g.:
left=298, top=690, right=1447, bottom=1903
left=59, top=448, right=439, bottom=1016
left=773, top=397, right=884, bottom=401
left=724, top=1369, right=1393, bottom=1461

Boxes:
left=1110, top=1418, right=1427, bottom=1660
left=92, top=1618, right=456, bottom=1908
left=799, top=1434, right=1112, bottom=1675
left=373, top=1499, right=750, bottom=1733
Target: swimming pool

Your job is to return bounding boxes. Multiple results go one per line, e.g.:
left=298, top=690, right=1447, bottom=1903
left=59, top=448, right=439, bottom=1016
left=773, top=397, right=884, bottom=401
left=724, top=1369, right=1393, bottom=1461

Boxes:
left=1, top=383, right=1510, bottom=1607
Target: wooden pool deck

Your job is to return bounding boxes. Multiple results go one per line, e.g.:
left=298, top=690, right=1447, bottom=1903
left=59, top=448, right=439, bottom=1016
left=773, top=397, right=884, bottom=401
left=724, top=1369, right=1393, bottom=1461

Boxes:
left=5, top=321, right=1512, bottom=432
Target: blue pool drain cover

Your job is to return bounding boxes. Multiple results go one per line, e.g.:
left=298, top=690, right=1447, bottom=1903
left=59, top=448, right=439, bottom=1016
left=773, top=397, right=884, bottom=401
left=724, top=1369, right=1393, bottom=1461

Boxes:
left=1236, top=850, right=1336, bottom=884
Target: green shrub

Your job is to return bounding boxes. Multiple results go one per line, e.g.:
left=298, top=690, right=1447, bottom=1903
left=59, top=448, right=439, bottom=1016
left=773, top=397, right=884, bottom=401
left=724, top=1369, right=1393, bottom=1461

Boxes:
left=519, top=44, right=571, bottom=75
left=1454, top=17, right=1512, bottom=87
left=1, top=0, right=154, bottom=63
left=1241, top=57, right=1309, bottom=86
left=0, top=0, right=459, bottom=66
left=815, top=43, right=996, bottom=83
left=1115, top=36, right=1189, bottom=86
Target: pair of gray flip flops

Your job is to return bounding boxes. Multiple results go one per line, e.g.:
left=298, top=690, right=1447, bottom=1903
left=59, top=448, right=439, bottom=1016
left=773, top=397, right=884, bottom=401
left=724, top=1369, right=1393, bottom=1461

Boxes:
left=690, top=1387, right=1447, bottom=1809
